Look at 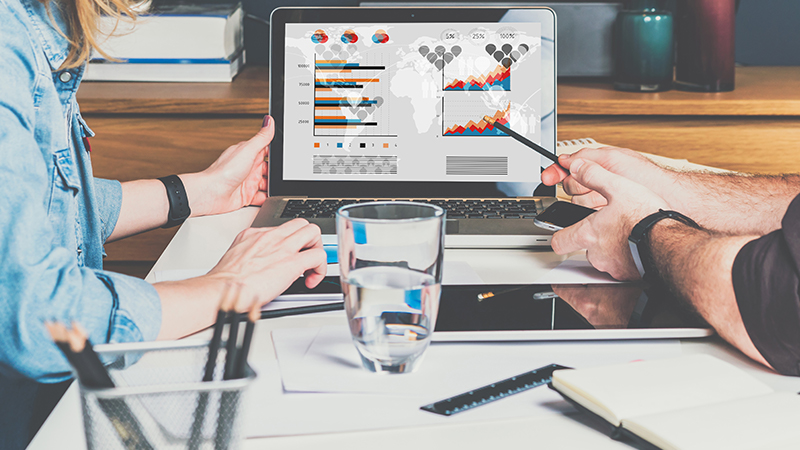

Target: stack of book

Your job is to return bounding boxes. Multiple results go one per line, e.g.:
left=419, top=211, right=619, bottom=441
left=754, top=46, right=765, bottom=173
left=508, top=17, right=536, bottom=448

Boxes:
left=85, top=0, right=244, bottom=82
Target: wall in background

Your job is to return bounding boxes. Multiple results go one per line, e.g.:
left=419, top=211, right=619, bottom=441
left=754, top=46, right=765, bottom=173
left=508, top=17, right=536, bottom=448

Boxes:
left=735, top=0, right=800, bottom=66
left=244, top=0, right=800, bottom=67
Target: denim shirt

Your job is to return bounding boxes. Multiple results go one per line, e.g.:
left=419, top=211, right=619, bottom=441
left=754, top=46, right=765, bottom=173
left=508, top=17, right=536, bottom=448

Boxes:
left=0, top=0, right=162, bottom=384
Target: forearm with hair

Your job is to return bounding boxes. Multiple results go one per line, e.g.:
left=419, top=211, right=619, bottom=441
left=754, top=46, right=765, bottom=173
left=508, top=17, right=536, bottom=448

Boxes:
left=646, top=220, right=771, bottom=368
left=659, top=171, right=800, bottom=235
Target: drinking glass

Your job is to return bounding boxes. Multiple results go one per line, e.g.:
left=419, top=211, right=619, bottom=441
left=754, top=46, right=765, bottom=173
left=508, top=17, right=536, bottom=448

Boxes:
left=336, top=202, right=445, bottom=374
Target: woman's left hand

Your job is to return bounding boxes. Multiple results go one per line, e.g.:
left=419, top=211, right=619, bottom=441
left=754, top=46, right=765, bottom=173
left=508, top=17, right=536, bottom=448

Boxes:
left=182, top=115, right=274, bottom=217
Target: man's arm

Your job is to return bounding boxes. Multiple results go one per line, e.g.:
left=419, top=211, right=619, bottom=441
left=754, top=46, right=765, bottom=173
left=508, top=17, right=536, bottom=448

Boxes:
left=550, top=157, right=800, bottom=374
left=647, top=221, right=770, bottom=368
left=542, top=147, right=800, bottom=235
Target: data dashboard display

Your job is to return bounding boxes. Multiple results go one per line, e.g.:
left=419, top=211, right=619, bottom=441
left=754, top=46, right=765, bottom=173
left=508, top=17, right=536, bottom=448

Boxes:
left=283, top=23, right=543, bottom=183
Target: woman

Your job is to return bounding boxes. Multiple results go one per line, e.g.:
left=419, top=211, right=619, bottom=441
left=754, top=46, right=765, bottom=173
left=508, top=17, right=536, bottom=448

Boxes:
left=0, top=0, right=325, bottom=446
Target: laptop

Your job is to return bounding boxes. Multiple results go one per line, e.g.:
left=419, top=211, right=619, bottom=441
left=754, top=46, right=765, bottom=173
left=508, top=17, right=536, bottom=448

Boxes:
left=253, top=6, right=559, bottom=248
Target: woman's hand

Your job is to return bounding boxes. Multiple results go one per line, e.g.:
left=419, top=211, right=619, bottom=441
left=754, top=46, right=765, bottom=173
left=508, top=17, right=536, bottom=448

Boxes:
left=182, top=115, right=273, bottom=217
left=204, top=218, right=327, bottom=308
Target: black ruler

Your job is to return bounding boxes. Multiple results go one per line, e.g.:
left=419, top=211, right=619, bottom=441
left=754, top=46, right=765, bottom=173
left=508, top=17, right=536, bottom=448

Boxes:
left=420, top=363, right=571, bottom=416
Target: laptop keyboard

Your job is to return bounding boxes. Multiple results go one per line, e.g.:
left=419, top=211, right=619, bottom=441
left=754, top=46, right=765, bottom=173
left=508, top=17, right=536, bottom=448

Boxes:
left=279, top=199, right=540, bottom=219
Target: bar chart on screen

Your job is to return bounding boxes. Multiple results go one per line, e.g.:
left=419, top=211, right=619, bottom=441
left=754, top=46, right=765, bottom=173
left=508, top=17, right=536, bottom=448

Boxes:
left=313, top=56, right=395, bottom=137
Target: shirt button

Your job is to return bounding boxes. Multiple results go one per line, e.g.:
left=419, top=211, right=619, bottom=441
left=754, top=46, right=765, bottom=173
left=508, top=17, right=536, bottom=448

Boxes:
left=59, top=71, right=72, bottom=83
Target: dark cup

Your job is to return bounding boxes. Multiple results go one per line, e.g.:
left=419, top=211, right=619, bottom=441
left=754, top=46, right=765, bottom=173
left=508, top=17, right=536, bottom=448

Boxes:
left=674, top=0, right=736, bottom=92
left=613, top=6, right=674, bottom=92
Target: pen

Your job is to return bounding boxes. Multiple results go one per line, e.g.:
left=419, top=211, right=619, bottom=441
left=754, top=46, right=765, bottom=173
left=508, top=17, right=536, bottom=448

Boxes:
left=476, top=286, right=525, bottom=301
left=482, top=115, right=569, bottom=174
left=233, top=301, right=345, bottom=322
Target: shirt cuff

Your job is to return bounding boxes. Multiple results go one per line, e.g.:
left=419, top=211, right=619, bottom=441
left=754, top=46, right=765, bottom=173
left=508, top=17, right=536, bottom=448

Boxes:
left=93, top=178, right=122, bottom=243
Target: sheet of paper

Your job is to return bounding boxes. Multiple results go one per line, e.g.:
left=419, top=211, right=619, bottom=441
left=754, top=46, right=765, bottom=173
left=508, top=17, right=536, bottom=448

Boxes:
left=273, top=326, right=680, bottom=396
left=249, top=326, right=680, bottom=438
left=535, top=252, right=619, bottom=284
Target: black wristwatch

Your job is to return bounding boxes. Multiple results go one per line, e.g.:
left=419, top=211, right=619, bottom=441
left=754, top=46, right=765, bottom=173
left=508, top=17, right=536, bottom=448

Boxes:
left=158, top=175, right=191, bottom=228
left=628, top=209, right=699, bottom=279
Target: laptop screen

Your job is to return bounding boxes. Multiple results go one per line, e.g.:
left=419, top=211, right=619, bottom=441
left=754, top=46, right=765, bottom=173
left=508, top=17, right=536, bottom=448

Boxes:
left=270, top=8, right=556, bottom=198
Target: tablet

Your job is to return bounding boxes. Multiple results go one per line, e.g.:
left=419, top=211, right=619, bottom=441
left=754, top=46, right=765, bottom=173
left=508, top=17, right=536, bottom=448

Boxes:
left=282, top=278, right=713, bottom=341
left=433, top=283, right=713, bottom=341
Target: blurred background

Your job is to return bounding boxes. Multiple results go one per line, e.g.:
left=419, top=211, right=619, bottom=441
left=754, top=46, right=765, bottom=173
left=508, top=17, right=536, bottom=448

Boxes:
left=240, top=0, right=800, bottom=68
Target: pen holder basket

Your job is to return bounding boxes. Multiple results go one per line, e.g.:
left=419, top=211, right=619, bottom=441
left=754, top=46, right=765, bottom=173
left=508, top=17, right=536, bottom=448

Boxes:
left=78, top=340, right=256, bottom=450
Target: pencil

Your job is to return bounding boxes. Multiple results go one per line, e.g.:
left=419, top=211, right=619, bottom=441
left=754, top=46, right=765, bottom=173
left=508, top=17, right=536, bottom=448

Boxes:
left=216, top=286, right=243, bottom=450
left=48, top=322, right=154, bottom=450
left=482, top=115, right=568, bottom=174
left=188, top=286, right=237, bottom=450
left=234, top=299, right=260, bottom=379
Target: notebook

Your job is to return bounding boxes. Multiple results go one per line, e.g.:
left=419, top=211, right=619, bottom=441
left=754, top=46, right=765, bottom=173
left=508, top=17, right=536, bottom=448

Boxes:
left=549, top=354, right=800, bottom=450
left=252, top=6, right=561, bottom=248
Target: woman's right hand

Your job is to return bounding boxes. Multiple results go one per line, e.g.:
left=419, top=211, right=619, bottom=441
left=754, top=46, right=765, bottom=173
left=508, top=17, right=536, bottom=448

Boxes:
left=205, top=218, right=327, bottom=310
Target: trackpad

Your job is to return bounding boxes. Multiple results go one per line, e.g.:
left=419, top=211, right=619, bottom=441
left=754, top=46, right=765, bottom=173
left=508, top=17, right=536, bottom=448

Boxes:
left=446, top=219, right=459, bottom=234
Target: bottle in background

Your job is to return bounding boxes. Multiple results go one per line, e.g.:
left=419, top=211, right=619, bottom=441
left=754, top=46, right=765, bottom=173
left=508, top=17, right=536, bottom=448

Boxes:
left=674, top=0, right=736, bottom=92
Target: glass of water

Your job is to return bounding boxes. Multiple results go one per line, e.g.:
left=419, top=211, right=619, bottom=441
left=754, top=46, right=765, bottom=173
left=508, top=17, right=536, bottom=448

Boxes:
left=336, top=202, right=445, bottom=374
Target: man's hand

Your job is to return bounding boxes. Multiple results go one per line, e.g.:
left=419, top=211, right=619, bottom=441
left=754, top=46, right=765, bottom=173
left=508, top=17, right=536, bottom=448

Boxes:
left=182, top=115, right=273, bottom=217
left=542, top=146, right=674, bottom=209
left=550, top=158, right=669, bottom=281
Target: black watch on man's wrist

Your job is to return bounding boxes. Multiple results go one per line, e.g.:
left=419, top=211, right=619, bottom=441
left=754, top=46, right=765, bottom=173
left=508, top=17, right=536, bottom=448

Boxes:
left=628, top=209, right=699, bottom=279
left=158, top=175, right=191, bottom=228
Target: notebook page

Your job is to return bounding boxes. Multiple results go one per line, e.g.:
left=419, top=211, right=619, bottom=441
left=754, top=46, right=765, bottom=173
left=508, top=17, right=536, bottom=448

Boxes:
left=556, top=137, right=729, bottom=173
left=623, top=392, right=800, bottom=450
left=552, top=355, right=774, bottom=427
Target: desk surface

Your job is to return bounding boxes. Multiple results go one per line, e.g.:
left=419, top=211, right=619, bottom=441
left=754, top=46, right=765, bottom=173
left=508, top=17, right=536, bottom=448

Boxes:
left=76, top=66, right=800, bottom=116
left=29, top=207, right=800, bottom=450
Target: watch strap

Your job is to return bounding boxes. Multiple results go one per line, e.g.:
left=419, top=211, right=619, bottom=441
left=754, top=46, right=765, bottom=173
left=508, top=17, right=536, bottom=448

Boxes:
left=628, top=209, right=699, bottom=278
left=158, top=175, right=191, bottom=228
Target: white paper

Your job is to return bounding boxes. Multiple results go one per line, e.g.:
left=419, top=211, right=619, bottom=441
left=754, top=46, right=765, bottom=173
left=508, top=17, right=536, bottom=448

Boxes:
left=535, top=253, right=620, bottom=284
left=247, top=326, right=681, bottom=438
left=273, top=326, right=680, bottom=396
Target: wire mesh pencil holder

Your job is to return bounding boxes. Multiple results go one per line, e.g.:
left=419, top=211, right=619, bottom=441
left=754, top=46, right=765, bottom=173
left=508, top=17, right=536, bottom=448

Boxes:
left=79, top=340, right=256, bottom=450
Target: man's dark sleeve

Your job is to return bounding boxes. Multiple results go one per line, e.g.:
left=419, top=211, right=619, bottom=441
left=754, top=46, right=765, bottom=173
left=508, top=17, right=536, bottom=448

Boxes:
left=732, top=193, right=800, bottom=376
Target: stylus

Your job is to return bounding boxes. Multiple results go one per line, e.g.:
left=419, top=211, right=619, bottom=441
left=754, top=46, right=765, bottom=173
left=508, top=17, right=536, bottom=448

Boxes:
left=482, top=115, right=569, bottom=174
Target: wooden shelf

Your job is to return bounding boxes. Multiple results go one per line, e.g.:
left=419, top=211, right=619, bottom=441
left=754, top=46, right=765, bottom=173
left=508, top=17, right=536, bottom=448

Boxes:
left=78, top=66, right=800, bottom=117
left=558, top=67, right=800, bottom=116
left=77, top=66, right=271, bottom=115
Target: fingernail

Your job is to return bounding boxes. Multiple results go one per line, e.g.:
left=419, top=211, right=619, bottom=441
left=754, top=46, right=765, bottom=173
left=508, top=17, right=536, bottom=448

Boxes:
left=571, top=159, right=584, bottom=172
left=262, top=115, right=271, bottom=127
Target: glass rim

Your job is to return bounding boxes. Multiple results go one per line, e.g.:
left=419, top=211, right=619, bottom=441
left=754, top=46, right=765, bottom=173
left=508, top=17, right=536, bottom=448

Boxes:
left=336, top=201, right=445, bottom=223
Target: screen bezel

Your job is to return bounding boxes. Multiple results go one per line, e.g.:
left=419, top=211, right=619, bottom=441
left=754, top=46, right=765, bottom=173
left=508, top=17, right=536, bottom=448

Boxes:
left=269, top=7, right=557, bottom=198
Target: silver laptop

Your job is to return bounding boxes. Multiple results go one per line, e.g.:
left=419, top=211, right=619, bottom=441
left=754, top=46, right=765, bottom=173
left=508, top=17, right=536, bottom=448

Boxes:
left=253, top=6, right=559, bottom=248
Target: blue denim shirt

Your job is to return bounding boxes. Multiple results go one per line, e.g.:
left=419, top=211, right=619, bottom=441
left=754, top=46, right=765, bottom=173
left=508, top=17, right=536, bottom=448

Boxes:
left=0, top=0, right=162, bottom=384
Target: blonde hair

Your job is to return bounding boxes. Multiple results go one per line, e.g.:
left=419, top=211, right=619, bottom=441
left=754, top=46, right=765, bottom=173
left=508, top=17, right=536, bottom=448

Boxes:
left=44, top=0, right=141, bottom=69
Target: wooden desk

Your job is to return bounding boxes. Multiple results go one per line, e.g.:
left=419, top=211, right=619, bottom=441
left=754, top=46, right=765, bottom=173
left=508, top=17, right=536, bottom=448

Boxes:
left=78, top=66, right=800, bottom=275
